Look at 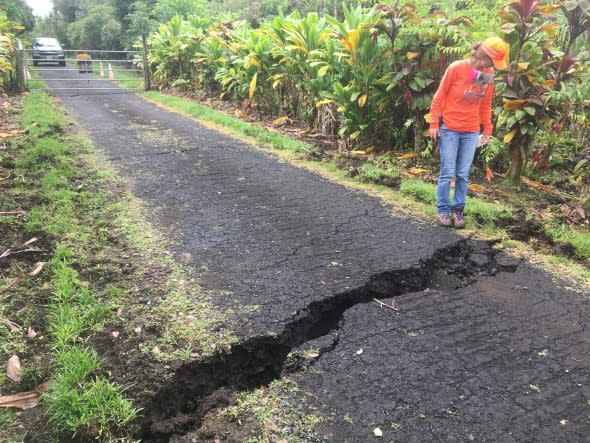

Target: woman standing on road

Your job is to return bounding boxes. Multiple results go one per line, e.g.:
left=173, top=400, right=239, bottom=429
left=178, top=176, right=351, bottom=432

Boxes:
left=429, top=37, right=509, bottom=228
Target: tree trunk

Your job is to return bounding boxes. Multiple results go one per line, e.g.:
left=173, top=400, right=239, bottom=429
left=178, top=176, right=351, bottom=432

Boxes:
left=414, top=113, right=424, bottom=152
left=504, top=140, right=527, bottom=187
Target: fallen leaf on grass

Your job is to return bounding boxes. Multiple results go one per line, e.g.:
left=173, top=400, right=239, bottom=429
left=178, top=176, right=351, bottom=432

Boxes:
left=0, top=130, right=24, bottom=138
left=398, top=152, right=417, bottom=160
left=28, top=262, right=46, bottom=276
left=521, top=177, right=561, bottom=196
left=1, top=319, right=21, bottom=332
left=0, top=247, right=43, bottom=259
left=23, top=238, right=39, bottom=246
left=27, top=327, right=37, bottom=339
left=408, top=167, right=428, bottom=175
left=0, top=382, right=51, bottom=410
left=272, top=116, right=289, bottom=126
left=560, top=205, right=586, bottom=224
left=468, top=183, right=486, bottom=193
left=529, top=384, right=541, bottom=392
left=0, top=211, right=26, bottom=218
left=0, top=278, right=20, bottom=298
left=0, top=391, right=42, bottom=410
left=7, top=355, right=21, bottom=382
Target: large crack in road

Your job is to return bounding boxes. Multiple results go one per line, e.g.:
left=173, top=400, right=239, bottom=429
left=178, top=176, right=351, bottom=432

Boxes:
left=138, top=239, right=518, bottom=441
left=38, top=69, right=590, bottom=442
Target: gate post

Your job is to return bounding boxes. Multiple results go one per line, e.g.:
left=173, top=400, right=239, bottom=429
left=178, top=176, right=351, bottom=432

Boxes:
left=142, top=33, right=151, bottom=91
left=14, top=39, right=25, bottom=92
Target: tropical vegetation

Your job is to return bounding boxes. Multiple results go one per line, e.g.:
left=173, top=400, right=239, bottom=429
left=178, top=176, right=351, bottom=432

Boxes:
left=0, top=9, right=23, bottom=93
left=1, top=0, right=588, bottom=221
left=140, top=0, right=590, bottom=193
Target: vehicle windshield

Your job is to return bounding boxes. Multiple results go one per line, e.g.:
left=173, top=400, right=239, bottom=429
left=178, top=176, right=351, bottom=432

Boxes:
left=34, top=38, right=61, bottom=48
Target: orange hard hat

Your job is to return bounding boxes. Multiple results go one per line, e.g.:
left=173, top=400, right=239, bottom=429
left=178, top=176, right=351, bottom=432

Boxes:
left=480, top=37, right=510, bottom=70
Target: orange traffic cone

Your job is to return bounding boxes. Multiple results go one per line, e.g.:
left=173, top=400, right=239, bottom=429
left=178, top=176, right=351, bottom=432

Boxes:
left=108, top=63, right=114, bottom=80
left=99, top=62, right=104, bottom=77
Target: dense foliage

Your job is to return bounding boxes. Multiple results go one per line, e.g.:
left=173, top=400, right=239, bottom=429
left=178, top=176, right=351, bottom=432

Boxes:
left=146, top=5, right=481, bottom=149
left=0, top=9, right=23, bottom=92
left=22, top=0, right=590, bottom=205
left=495, top=0, right=590, bottom=185
left=34, top=0, right=348, bottom=51
left=0, top=0, right=34, bottom=31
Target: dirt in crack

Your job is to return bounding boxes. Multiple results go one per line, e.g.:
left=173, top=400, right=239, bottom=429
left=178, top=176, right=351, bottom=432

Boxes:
left=137, top=238, right=518, bottom=442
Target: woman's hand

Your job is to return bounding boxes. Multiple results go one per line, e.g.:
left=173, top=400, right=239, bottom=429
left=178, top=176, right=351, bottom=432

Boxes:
left=481, top=134, right=491, bottom=145
left=429, top=127, right=439, bottom=140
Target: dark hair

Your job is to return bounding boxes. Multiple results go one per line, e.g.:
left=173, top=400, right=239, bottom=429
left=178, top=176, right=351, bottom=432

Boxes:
left=471, top=43, right=482, bottom=57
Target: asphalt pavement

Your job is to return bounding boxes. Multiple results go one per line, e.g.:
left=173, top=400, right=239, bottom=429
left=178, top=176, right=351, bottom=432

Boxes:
left=38, top=65, right=590, bottom=442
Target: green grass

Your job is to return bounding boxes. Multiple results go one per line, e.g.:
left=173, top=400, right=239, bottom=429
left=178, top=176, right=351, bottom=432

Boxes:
left=46, top=347, right=138, bottom=439
left=143, top=92, right=316, bottom=154
left=356, top=162, right=401, bottom=184
left=1, top=92, right=140, bottom=441
left=151, top=274, right=240, bottom=358
left=400, top=179, right=438, bottom=206
left=224, top=379, right=323, bottom=442
left=548, top=224, right=590, bottom=260
left=399, top=179, right=514, bottom=227
left=465, top=196, right=514, bottom=226
left=0, top=409, right=16, bottom=442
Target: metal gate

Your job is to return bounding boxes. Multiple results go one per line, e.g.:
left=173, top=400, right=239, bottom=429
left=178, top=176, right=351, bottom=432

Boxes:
left=15, top=36, right=151, bottom=93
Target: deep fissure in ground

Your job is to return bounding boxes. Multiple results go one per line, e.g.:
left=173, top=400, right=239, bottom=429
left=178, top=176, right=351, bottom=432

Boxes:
left=137, top=238, right=518, bottom=442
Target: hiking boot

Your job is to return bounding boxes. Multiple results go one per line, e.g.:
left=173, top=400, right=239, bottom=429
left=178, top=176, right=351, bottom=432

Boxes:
left=437, top=213, right=452, bottom=227
left=452, top=209, right=465, bottom=228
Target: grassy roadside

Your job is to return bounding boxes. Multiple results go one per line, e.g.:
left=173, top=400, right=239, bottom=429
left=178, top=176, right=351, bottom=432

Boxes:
left=0, top=91, right=239, bottom=442
left=141, top=91, right=590, bottom=289
left=0, top=92, right=138, bottom=442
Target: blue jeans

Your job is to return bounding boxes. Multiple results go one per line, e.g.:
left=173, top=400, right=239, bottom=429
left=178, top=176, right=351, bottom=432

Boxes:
left=436, top=125, right=479, bottom=214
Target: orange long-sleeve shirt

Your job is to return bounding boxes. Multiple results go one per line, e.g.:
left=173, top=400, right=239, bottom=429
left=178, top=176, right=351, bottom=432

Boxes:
left=429, top=60, right=494, bottom=135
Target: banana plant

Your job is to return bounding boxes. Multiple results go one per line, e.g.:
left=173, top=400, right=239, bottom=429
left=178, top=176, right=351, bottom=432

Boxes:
left=320, top=4, right=389, bottom=145
left=212, top=22, right=278, bottom=110
left=148, top=15, right=201, bottom=87
left=213, top=28, right=253, bottom=102
left=267, top=12, right=334, bottom=125
left=194, top=22, right=231, bottom=91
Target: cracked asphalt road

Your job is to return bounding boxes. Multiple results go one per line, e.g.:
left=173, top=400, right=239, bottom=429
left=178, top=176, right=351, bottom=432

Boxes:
left=40, top=69, right=590, bottom=441
left=292, top=263, right=590, bottom=442
left=41, top=70, right=459, bottom=338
